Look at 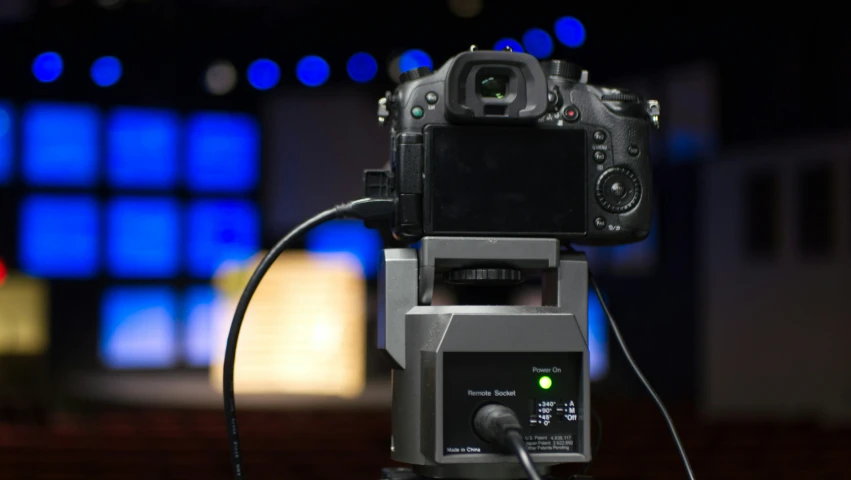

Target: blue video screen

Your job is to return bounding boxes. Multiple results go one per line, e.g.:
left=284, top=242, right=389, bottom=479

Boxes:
left=305, top=219, right=383, bottom=277
left=183, top=286, right=220, bottom=367
left=107, top=107, right=179, bottom=189
left=100, top=286, right=178, bottom=369
left=19, top=194, right=99, bottom=278
left=23, top=102, right=99, bottom=187
left=0, top=101, right=12, bottom=184
left=186, top=112, right=259, bottom=193
left=106, top=197, right=180, bottom=278
left=187, top=199, right=259, bottom=278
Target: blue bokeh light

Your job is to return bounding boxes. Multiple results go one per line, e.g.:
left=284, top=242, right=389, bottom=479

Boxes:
left=346, top=52, right=378, bottom=83
left=588, top=289, right=609, bottom=380
left=522, top=28, right=554, bottom=59
left=554, top=16, right=586, bottom=48
left=23, top=102, right=99, bottom=187
left=0, top=102, right=12, bottom=184
left=187, top=199, right=260, bottom=278
left=399, top=49, right=433, bottom=73
left=295, top=56, right=330, bottom=87
left=305, top=219, right=384, bottom=278
left=106, top=197, right=180, bottom=278
left=186, top=111, right=259, bottom=192
left=32, top=52, right=63, bottom=83
left=100, top=286, right=178, bottom=369
left=493, top=38, right=524, bottom=53
left=247, top=58, right=281, bottom=90
left=107, top=107, right=179, bottom=189
left=91, top=56, right=123, bottom=87
left=19, top=194, right=99, bottom=278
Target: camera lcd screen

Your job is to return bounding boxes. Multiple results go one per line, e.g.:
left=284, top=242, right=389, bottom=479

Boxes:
left=425, top=125, right=587, bottom=236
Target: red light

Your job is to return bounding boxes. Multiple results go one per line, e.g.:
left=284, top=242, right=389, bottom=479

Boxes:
left=568, top=110, right=576, bottom=117
left=0, top=258, right=6, bottom=286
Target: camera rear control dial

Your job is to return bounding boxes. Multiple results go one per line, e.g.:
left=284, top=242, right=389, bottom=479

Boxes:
left=596, top=166, right=641, bottom=213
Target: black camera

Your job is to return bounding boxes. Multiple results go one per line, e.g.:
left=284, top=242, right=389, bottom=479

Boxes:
left=364, top=47, right=661, bottom=245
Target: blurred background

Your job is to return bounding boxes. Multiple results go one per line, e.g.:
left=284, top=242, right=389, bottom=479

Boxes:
left=0, top=1, right=849, bottom=479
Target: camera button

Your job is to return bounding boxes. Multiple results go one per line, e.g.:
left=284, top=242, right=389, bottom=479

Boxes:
left=593, top=151, right=606, bottom=163
left=425, top=92, right=438, bottom=104
left=593, top=130, right=607, bottom=143
left=594, top=217, right=607, bottom=230
left=628, top=145, right=640, bottom=156
left=563, top=105, right=580, bottom=122
left=411, top=106, right=424, bottom=119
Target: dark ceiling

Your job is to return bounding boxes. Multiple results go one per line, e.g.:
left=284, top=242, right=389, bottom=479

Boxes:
left=3, top=1, right=850, bottom=144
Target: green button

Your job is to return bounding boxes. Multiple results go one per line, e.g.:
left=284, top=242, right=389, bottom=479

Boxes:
left=538, top=376, right=552, bottom=390
left=411, top=106, right=424, bottom=118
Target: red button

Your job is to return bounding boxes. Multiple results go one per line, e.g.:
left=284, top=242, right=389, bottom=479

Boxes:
left=563, top=105, right=580, bottom=121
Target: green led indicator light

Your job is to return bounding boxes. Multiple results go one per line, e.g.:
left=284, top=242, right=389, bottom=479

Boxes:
left=538, top=376, right=553, bottom=390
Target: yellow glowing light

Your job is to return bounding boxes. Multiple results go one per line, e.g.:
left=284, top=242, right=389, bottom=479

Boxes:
left=209, top=251, right=366, bottom=397
left=0, top=274, right=49, bottom=355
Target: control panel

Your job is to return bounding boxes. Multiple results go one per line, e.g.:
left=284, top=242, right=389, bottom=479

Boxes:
left=442, top=352, right=583, bottom=455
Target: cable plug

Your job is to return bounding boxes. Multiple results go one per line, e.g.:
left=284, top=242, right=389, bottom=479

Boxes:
left=473, top=404, right=542, bottom=480
left=472, top=404, right=523, bottom=450
left=343, top=198, right=395, bottom=221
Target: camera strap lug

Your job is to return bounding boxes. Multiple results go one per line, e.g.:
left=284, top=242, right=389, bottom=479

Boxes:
left=378, top=90, right=392, bottom=126
left=646, top=99, right=661, bottom=129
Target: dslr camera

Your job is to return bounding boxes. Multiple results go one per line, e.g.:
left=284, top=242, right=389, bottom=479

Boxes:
left=364, top=47, right=660, bottom=246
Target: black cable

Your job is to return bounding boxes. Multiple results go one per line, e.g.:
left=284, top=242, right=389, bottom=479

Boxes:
left=504, top=430, right=543, bottom=480
left=472, top=404, right=542, bottom=480
left=223, top=198, right=395, bottom=480
left=578, top=408, right=602, bottom=475
left=589, top=273, right=697, bottom=480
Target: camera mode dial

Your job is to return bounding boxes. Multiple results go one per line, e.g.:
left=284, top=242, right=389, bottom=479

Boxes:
left=544, top=60, right=583, bottom=82
left=596, top=166, right=641, bottom=213
left=400, top=66, right=432, bottom=83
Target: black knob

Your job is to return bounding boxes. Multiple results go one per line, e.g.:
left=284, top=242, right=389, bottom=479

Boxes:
left=444, top=268, right=525, bottom=286
left=399, top=66, right=432, bottom=83
left=544, top=60, right=583, bottom=81
left=595, top=166, right=641, bottom=213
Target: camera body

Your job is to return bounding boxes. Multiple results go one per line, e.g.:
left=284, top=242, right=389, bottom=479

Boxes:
left=364, top=48, right=660, bottom=246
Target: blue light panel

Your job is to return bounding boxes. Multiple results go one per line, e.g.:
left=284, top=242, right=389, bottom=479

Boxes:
left=23, top=102, right=99, bottom=187
left=100, top=286, right=178, bottom=369
left=588, top=290, right=609, bottom=380
left=186, top=111, right=259, bottom=193
left=305, top=219, right=383, bottom=277
left=19, top=194, right=99, bottom=278
left=522, top=28, right=554, bottom=59
left=188, top=199, right=259, bottom=278
left=554, top=17, right=586, bottom=48
left=347, top=52, right=378, bottom=83
left=106, top=197, right=180, bottom=278
left=183, top=286, right=219, bottom=367
left=107, top=107, right=179, bottom=189
left=399, top=49, right=433, bottom=73
left=493, top=38, right=524, bottom=53
left=295, top=55, right=330, bottom=87
left=0, top=102, right=12, bottom=184
left=247, top=59, right=281, bottom=90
